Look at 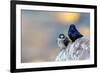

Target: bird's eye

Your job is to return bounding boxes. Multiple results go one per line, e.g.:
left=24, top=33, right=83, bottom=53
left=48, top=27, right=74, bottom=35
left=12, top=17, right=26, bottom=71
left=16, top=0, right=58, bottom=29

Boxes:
left=61, top=35, right=63, bottom=38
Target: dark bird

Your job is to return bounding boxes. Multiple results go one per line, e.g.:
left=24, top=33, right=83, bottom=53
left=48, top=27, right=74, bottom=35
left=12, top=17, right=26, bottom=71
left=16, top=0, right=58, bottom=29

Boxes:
left=68, top=24, right=83, bottom=42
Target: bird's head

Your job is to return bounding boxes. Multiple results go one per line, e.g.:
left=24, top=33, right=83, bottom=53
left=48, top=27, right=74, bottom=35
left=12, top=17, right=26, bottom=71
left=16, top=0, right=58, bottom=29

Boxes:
left=58, top=34, right=65, bottom=39
left=69, top=24, right=77, bottom=32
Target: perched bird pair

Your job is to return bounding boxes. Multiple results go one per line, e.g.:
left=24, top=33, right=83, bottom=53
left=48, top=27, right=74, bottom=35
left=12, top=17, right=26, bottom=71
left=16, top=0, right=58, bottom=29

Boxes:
left=56, top=24, right=89, bottom=61
left=57, top=24, right=83, bottom=50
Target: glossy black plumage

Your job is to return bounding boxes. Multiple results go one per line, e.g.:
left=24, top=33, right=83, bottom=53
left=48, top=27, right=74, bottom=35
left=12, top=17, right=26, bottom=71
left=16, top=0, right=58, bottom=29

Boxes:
left=68, top=24, right=83, bottom=42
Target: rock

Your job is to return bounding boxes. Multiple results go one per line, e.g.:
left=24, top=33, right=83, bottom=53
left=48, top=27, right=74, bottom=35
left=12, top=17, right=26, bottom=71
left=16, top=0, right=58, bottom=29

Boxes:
left=56, top=37, right=90, bottom=61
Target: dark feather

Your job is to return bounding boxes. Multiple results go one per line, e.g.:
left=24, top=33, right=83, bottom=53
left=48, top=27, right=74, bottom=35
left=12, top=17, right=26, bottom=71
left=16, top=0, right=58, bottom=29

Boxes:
left=68, top=24, right=83, bottom=42
left=63, top=37, right=70, bottom=47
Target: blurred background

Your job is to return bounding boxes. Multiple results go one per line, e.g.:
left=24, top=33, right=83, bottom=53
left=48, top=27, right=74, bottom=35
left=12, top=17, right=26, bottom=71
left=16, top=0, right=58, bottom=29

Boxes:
left=21, top=10, right=90, bottom=63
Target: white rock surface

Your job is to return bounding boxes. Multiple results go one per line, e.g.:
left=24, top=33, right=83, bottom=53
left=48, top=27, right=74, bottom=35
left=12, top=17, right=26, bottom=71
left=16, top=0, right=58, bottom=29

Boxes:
left=56, top=37, right=90, bottom=61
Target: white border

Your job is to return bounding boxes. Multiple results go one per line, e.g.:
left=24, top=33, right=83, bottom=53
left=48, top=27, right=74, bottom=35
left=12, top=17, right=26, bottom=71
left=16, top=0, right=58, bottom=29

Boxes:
left=16, top=4, right=94, bottom=69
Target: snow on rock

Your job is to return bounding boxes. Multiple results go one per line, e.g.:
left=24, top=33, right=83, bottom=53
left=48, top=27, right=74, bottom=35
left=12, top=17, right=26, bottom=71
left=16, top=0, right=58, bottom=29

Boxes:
left=56, top=37, right=90, bottom=61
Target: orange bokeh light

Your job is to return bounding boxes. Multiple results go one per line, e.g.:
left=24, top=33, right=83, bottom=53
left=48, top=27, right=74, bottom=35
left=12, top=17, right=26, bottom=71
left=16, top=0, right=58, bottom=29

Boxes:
left=56, top=12, right=80, bottom=24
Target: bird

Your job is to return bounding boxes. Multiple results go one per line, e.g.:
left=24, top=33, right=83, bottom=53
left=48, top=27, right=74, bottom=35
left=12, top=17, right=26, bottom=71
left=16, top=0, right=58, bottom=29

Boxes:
left=57, top=34, right=70, bottom=50
left=56, top=34, right=70, bottom=61
left=68, top=24, right=83, bottom=42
